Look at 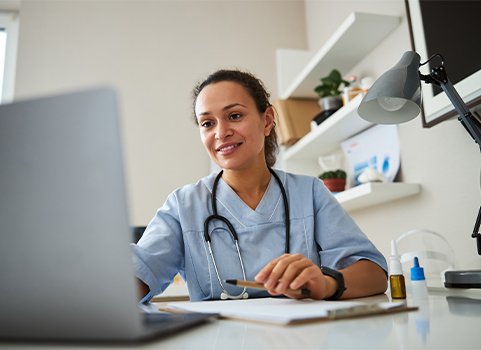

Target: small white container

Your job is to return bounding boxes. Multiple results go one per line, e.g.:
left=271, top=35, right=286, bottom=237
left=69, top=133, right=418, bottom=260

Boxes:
left=411, top=256, right=428, bottom=299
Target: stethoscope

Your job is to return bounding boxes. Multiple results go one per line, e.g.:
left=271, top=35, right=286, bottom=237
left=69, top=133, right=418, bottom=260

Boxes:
left=204, top=168, right=290, bottom=300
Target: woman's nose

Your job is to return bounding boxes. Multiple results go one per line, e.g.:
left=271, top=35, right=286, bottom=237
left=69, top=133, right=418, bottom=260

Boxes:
left=215, top=121, right=232, bottom=140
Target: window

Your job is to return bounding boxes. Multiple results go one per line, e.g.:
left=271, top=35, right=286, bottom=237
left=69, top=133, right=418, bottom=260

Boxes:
left=0, top=12, right=19, bottom=104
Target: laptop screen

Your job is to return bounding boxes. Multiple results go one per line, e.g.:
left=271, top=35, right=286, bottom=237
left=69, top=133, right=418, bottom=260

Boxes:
left=0, top=88, right=146, bottom=340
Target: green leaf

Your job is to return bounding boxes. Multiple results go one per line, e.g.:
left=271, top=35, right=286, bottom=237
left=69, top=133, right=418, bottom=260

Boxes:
left=319, top=169, right=346, bottom=179
left=334, top=169, right=347, bottom=179
left=329, top=70, right=342, bottom=81
left=313, top=69, right=349, bottom=98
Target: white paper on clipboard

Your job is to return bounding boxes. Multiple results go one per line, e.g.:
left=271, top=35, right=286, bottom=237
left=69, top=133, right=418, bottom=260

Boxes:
left=341, top=125, right=400, bottom=186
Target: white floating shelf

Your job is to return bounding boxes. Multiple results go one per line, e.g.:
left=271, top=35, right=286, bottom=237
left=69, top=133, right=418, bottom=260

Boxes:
left=283, top=93, right=371, bottom=164
left=277, top=12, right=401, bottom=99
left=277, top=11, right=415, bottom=213
left=335, top=182, right=421, bottom=212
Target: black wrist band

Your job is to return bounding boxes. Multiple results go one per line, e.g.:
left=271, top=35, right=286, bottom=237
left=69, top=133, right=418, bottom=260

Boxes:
left=321, top=266, right=346, bottom=300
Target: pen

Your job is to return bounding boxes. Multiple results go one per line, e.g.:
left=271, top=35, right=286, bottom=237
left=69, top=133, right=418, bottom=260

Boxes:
left=225, top=279, right=310, bottom=297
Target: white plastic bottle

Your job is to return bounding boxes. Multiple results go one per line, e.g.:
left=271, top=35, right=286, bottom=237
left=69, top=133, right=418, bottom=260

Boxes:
left=389, top=240, right=406, bottom=299
left=411, top=256, right=428, bottom=299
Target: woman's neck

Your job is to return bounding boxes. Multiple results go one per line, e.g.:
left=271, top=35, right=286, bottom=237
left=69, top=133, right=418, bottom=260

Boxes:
left=222, top=165, right=271, bottom=210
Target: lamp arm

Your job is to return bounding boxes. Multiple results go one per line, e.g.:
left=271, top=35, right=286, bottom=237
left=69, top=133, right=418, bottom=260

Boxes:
left=439, top=81, right=481, bottom=253
left=441, top=81, right=481, bottom=151
left=421, top=64, right=481, bottom=254
left=473, top=205, right=481, bottom=255
left=420, top=67, right=481, bottom=151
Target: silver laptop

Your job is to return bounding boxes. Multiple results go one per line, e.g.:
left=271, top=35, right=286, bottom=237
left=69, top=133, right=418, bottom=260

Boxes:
left=0, top=88, right=213, bottom=342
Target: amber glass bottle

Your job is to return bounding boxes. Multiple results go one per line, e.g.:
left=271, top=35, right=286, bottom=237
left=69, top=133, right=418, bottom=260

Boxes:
left=389, top=240, right=406, bottom=299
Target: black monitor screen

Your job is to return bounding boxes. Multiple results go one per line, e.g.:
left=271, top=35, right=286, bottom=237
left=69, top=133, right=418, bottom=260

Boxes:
left=418, top=0, right=481, bottom=97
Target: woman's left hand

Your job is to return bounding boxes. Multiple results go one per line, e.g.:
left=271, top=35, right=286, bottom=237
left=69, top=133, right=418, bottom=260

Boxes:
left=254, top=253, right=337, bottom=300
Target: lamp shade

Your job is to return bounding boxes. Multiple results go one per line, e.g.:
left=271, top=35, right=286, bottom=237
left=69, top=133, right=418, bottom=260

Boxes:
left=358, top=51, right=422, bottom=124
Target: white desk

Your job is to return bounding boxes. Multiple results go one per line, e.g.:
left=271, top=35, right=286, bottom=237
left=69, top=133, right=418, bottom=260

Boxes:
left=2, top=288, right=480, bottom=349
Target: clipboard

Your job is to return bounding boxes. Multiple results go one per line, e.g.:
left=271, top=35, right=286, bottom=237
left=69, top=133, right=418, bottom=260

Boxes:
left=157, top=297, right=417, bottom=326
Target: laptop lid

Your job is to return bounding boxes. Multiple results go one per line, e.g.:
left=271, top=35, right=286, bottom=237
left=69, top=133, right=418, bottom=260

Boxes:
left=0, top=88, right=159, bottom=340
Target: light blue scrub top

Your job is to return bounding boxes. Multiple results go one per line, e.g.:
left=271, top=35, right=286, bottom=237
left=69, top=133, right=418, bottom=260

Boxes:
left=131, top=169, right=387, bottom=301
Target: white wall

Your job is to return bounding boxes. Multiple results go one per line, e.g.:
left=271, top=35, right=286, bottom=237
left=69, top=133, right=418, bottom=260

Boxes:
left=305, top=0, right=481, bottom=270
left=7, top=0, right=481, bottom=270
left=11, top=0, right=307, bottom=225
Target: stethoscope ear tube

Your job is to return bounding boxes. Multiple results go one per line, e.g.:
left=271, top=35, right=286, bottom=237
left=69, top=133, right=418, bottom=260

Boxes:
left=207, top=239, right=248, bottom=299
left=204, top=214, right=239, bottom=242
left=204, top=168, right=290, bottom=299
left=270, top=169, right=290, bottom=254
left=203, top=217, right=212, bottom=242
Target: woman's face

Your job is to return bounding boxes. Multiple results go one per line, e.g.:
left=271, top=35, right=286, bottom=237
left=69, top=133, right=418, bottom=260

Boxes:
left=195, top=81, right=274, bottom=171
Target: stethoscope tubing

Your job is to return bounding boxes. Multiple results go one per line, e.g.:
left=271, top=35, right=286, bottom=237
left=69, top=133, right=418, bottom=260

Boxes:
left=203, top=168, right=290, bottom=299
left=204, top=168, right=290, bottom=251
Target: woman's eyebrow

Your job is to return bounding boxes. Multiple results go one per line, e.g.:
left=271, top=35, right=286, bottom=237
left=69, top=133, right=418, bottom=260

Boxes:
left=197, top=111, right=211, bottom=117
left=198, top=103, right=247, bottom=117
left=223, top=103, right=247, bottom=111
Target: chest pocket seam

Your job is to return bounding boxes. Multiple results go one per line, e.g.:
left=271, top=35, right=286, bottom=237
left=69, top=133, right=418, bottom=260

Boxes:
left=301, top=217, right=311, bottom=259
left=184, top=231, right=211, bottom=299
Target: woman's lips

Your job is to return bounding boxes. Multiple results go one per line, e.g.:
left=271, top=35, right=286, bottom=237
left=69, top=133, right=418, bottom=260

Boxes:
left=216, top=143, right=241, bottom=154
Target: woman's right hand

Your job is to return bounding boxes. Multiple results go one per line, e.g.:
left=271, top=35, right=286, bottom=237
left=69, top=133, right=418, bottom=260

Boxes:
left=254, top=253, right=337, bottom=300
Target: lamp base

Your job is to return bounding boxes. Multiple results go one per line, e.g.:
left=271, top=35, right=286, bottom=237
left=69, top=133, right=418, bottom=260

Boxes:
left=445, top=270, right=481, bottom=288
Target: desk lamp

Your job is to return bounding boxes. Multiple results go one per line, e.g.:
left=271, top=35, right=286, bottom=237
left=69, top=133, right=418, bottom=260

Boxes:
left=357, top=51, right=481, bottom=289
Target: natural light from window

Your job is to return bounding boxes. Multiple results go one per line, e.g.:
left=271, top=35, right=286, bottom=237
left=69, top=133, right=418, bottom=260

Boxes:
left=0, top=29, right=7, bottom=99
left=0, top=12, right=19, bottom=104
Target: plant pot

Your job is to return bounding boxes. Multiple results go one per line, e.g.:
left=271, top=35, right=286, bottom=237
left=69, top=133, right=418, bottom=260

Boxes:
left=312, top=96, right=343, bottom=127
left=318, top=96, right=342, bottom=114
left=322, top=178, right=346, bottom=192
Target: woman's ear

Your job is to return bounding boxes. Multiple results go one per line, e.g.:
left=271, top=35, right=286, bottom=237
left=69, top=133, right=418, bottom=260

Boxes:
left=264, top=106, right=275, bottom=136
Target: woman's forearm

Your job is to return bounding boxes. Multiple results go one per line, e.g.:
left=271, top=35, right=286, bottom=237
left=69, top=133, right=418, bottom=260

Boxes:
left=339, top=260, right=388, bottom=299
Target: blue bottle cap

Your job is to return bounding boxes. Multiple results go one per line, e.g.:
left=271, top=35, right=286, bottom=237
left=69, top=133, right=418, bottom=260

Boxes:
left=411, top=256, right=426, bottom=281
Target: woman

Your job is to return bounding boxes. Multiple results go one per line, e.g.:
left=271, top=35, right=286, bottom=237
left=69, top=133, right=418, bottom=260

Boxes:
left=132, top=69, right=387, bottom=302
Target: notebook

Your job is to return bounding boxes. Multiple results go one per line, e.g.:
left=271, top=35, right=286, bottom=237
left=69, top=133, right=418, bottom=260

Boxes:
left=160, top=297, right=416, bottom=326
left=0, top=87, right=214, bottom=342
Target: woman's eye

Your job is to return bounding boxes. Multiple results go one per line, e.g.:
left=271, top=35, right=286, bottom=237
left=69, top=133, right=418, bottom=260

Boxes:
left=229, top=113, right=242, bottom=120
left=200, top=121, right=214, bottom=128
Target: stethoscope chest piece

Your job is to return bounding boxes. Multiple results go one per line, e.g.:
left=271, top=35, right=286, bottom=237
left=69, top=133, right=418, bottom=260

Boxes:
left=220, top=291, right=249, bottom=300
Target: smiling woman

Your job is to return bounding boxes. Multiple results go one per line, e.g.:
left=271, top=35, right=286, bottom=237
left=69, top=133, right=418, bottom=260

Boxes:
left=131, top=69, right=388, bottom=303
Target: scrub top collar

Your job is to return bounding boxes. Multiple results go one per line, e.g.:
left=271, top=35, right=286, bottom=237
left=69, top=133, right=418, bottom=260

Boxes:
left=206, top=169, right=286, bottom=227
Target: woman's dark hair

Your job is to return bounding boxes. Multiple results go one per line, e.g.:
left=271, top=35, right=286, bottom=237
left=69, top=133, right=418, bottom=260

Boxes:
left=192, top=69, right=279, bottom=168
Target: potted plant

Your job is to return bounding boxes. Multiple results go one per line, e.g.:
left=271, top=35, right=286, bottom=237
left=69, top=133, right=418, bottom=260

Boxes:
left=312, top=69, right=350, bottom=126
left=319, top=169, right=347, bottom=192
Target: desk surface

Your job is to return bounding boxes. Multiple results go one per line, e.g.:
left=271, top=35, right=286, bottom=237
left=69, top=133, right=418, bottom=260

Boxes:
left=2, top=288, right=480, bottom=350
